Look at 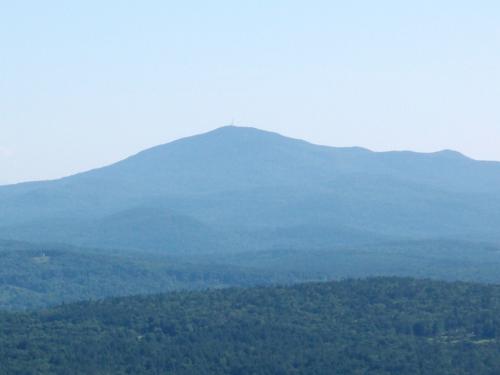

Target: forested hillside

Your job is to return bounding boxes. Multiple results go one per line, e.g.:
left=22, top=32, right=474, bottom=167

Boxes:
left=2, top=278, right=500, bottom=374
left=214, top=239, right=500, bottom=283
left=3, top=239, right=500, bottom=310
left=0, top=241, right=288, bottom=310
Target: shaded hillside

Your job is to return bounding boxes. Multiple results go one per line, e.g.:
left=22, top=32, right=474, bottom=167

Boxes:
left=2, top=278, right=500, bottom=374
left=0, top=207, right=233, bottom=253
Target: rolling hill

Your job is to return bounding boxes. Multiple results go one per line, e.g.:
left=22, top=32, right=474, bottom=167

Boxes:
left=2, top=278, right=500, bottom=374
left=0, top=240, right=289, bottom=310
left=4, top=238, right=500, bottom=310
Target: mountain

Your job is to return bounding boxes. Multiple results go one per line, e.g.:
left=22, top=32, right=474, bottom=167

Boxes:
left=0, top=207, right=231, bottom=253
left=1, top=126, right=500, bottom=251
left=2, top=126, right=500, bottom=309
left=2, top=277, right=500, bottom=374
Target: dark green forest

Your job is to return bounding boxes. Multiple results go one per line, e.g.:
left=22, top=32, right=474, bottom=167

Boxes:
left=2, top=277, right=500, bottom=375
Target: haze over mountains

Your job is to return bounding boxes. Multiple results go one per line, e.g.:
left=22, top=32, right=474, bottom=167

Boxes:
left=1, top=126, right=500, bottom=251
left=3, top=126, right=500, bottom=309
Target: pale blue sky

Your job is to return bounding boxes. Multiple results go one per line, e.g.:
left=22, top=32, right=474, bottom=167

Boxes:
left=1, top=1, right=499, bottom=183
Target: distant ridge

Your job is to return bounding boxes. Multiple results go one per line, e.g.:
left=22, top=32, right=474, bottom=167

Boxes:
left=0, top=125, right=500, bottom=251
left=2, top=126, right=485, bottom=187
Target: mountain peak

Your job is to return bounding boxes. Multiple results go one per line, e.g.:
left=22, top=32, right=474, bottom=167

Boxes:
left=433, top=149, right=469, bottom=160
left=155, top=125, right=309, bottom=155
left=200, top=125, right=292, bottom=141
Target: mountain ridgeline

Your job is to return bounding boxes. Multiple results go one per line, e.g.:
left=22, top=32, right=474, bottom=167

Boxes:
left=1, top=126, right=500, bottom=251
left=2, top=126, right=500, bottom=310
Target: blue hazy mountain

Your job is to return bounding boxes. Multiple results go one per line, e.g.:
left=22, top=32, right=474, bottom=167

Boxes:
left=1, top=126, right=500, bottom=251
left=0, top=207, right=231, bottom=253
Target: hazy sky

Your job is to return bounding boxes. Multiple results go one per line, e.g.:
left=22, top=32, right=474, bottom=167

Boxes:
left=1, top=1, right=499, bottom=184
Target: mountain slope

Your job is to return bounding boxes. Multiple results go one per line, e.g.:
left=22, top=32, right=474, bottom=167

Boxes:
left=0, top=207, right=231, bottom=253
left=1, top=126, right=500, bottom=251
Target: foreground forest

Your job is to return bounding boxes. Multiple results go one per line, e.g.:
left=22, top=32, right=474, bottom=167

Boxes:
left=2, top=278, right=500, bottom=375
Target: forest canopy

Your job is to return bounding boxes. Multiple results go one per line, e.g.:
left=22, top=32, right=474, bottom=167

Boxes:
left=1, top=277, right=500, bottom=375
